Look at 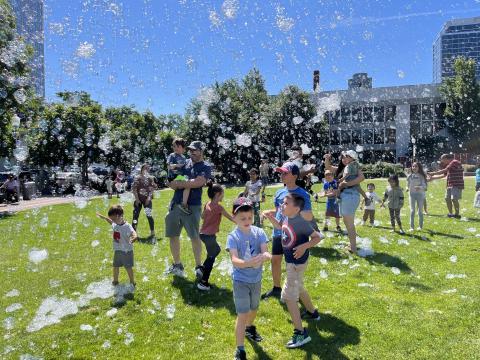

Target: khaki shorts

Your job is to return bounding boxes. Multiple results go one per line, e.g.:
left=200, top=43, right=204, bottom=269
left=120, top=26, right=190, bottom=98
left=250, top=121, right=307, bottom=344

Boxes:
left=281, top=262, right=308, bottom=302
left=445, top=187, right=462, bottom=200
left=165, top=204, right=202, bottom=239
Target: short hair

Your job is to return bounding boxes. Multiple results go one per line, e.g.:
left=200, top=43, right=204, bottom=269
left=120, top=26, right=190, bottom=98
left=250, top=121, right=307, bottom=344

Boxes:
left=367, top=183, right=375, bottom=188
left=286, top=193, right=305, bottom=211
left=173, top=138, right=186, bottom=147
left=108, top=204, right=124, bottom=217
left=441, top=153, right=454, bottom=160
left=291, top=145, right=302, bottom=152
left=388, top=174, right=399, bottom=187
left=249, top=168, right=258, bottom=175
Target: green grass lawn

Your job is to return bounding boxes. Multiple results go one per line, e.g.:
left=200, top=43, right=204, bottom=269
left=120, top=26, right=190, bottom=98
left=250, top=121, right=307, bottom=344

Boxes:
left=1, top=178, right=480, bottom=359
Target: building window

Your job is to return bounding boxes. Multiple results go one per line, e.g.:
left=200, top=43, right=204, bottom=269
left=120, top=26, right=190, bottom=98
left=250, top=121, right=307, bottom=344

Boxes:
left=330, top=110, right=340, bottom=124
left=363, top=106, right=373, bottom=122
left=341, top=107, right=351, bottom=124
left=352, top=129, right=362, bottom=144
left=374, top=128, right=385, bottom=144
left=341, top=130, right=351, bottom=145
left=385, top=106, right=396, bottom=122
left=374, top=106, right=384, bottom=122
left=386, top=128, right=396, bottom=144
left=330, top=130, right=340, bottom=145
left=410, top=104, right=420, bottom=121
left=363, top=129, right=373, bottom=144
left=435, top=103, right=446, bottom=119
left=421, top=104, right=434, bottom=120
left=352, top=107, right=362, bottom=123
left=411, top=121, right=420, bottom=138
left=422, top=121, right=434, bottom=136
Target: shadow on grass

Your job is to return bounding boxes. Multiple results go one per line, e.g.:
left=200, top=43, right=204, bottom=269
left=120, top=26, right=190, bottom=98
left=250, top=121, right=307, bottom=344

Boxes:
left=300, top=313, right=361, bottom=359
left=402, top=281, right=433, bottom=292
left=401, top=233, right=432, bottom=242
left=0, top=210, right=16, bottom=220
left=250, top=341, right=273, bottom=360
left=426, top=230, right=464, bottom=239
left=310, top=247, right=345, bottom=261
left=171, top=276, right=236, bottom=315
left=364, top=252, right=412, bottom=273
left=137, top=236, right=158, bottom=245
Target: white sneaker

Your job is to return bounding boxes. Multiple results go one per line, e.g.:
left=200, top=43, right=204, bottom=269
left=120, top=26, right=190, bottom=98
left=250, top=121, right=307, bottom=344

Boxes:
left=361, top=221, right=366, bottom=226
left=408, top=228, right=414, bottom=232
left=416, top=227, right=422, bottom=231
left=399, top=230, right=405, bottom=235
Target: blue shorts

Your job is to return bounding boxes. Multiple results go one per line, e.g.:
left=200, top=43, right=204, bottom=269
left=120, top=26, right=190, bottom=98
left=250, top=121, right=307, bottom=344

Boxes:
left=339, top=189, right=360, bottom=216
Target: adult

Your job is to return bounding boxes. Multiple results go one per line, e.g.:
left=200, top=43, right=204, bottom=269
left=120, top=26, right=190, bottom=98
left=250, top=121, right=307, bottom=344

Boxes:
left=261, top=162, right=315, bottom=299
left=259, top=159, right=269, bottom=196
left=132, top=164, right=157, bottom=239
left=165, top=141, right=211, bottom=277
left=0, top=175, right=19, bottom=203
left=324, top=151, right=365, bottom=253
left=289, top=145, right=316, bottom=190
left=428, top=154, right=464, bottom=218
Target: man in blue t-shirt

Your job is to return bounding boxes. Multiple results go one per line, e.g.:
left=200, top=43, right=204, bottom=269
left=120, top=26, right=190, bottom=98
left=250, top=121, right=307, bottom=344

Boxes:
left=261, top=161, right=316, bottom=300
left=165, top=141, right=212, bottom=277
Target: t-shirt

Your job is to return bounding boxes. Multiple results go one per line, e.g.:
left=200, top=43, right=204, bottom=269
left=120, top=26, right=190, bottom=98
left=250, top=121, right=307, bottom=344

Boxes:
left=226, top=226, right=268, bottom=283
left=273, top=186, right=312, bottom=237
left=281, top=215, right=315, bottom=264
left=406, top=173, right=427, bottom=193
left=171, top=159, right=211, bottom=207
left=105, top=179, right=113, bottom=192
left=132, top=175, right=156, bottom=203
left=259, top=163, right=269, bottom=177
left=167, top=152, right=187, bottom=178
left=246, top=180, right=263, bottom=203
left=200, top=201, right=224, bottom=235
left=383, top=187, right=404, bottom=209
left=4, top=180, right=18, bottom=191
left=112, top=222, right=134, bottom=252
left=323, top=180, right=338, bottom=207
left=445, top=160, right=464, bottom=189
left=364, top=191, right=381, bottom=210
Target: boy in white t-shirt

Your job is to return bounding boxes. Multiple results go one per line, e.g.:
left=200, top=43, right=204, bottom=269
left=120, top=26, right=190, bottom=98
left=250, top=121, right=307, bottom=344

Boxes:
left=97, top=205, right=137, bottom=286
left=360, top=183, right=382, bottom=226
left=244, top=168, right=263, bottom=227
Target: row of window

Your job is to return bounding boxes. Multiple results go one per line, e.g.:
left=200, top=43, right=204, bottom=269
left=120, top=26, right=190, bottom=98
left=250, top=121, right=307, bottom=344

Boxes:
left=410, top=120, right=447, bottom=138
left=446, top=24, right=480, bottom=33
left=410, top=103, right=445, bottom=121
left=327, top=105, right=396, bottom=124
left=329, top=128, right=396, bottom=146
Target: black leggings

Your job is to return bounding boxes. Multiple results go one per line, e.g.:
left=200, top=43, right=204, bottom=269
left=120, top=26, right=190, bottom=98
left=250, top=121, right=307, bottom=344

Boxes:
left=199, top=234, right=221, bottom=282
left=132, top=201, right=154, bottom=232
left=389, top=208, right=402, bottom=228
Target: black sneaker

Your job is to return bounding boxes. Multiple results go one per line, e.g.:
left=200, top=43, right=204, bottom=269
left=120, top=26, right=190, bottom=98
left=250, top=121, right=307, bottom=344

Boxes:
left=261, top=287, right=281, bottom=300
left=165, top=263, right=185, bottom=277
left=234, top=348, right=247, bottom=360
left=301, top=309, right=320, bottom=321
left=323, top=225, right=328, bottom=232
left=197, top=280, right=211, bottom=291
left=336, top=226, right=342, bottom=233
left=178, top=204, right=192, bottom=215
left=112, top=281, right=119, bottom=286
left=195, top=265, right=204, bottom=281
left=245, top=325, right=263, bottom=342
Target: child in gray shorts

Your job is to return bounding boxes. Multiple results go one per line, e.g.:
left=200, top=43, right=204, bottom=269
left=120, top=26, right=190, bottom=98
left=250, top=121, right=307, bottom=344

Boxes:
left=97, top=205, right=137, bottom=287
left=226, top=197, right=271, bottom=360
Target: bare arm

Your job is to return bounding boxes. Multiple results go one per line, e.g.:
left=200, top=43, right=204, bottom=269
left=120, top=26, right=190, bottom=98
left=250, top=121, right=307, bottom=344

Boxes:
left=428, top=168, right=448, bottom=176
left=169, top=175, right=207, bottom=190
left=96, top=212, right=113, bottom=224
left=262, top=210, right=282, bottom=229
left=221, top=207, right=235, bottom=223
left=293, top=231, right=323, bottom=259
left=229, top=249, right=263, bottom=268
left=129, top=229, right=138, bottom=244
left=429, top=174, right=446, bottom=181
left=323, top=154, right=338, bottom=173
left=340, top=170, right=365, bottom=189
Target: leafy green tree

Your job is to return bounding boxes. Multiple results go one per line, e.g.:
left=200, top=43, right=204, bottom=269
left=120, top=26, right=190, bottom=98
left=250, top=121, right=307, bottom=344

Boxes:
left=440, top=57, right=480, bottom=152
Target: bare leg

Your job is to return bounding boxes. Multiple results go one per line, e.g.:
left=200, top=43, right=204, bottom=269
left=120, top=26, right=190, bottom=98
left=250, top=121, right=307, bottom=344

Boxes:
left=113, top=267, right=119, bottom=283
left=342, top=215, right=357, bottom=252
left=445, top=198, right=453, bottom=214
left=190, top=237, right=203, bottom=266
left=235, top=313, right=249, bottom=347
left=246, top=310, right=257, bottom=327
left=452, top=199, right=460, bottom=216
left=169, top=236, right=181, bottom=264
left=125, top=267, right=135, bottom=284
left=286, top=299, right=303, bottom=331
left=299, top=289, right=315, bottom=313
left=271, top=255, right=282, bottom=288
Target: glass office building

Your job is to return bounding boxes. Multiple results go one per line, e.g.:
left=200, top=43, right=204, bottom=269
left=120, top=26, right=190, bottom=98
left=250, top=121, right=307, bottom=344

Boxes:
left=10, top=0, right=45, bottom=98
left=433, top=17, right=480, bottom=83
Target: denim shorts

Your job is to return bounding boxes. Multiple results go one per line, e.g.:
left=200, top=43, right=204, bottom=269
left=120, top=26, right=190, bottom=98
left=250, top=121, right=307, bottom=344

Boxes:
left=233, top=280, right=261, bottom=314
left=113, top=250, right=134, bottom=268
left=339, top=189, right=360, bottom=216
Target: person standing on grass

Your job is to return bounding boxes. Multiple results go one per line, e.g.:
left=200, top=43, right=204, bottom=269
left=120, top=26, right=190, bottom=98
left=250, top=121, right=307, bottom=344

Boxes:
left=318, top=170, right=342, bottom=232
left=259, top=159, right=269, bottom=200
left=243, top=168, right=263, bottom=227
left=381, top=175, right=405, bottom=234
left=97, top=205, right=137, bottom=287
left=406, top=162, right=428, bottom=231
left=428, top=154, right=464, bottom=218
left=475, top=166, right=480, bottom=192
left=196, top=182, right=235, bottom=291
left=360, top=183, right=382, bottom=226
left=165, top=141, right=211, bottom=278
left=132, top=164, right=157, bottom=239
left=324, top=151, right=366, bottom=253
left=227, top=197, right=271, bottom=360
left=260, top=162, right=315, bottom=300
left=0, top=174, right=19, bottom=203
left=263, top=193, right=324, bottom=349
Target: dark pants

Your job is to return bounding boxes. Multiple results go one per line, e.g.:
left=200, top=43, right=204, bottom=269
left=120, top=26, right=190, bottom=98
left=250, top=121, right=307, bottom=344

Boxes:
left=363, top=209, right=375, bottom=224
left=389, top=208, right=402, bottom=228
left=6, top=189, right=19, bottom=203
left=253, top=202, right=261, bottom=227
left=132, top=201, right=154, bottom=232
left=476, top=183, right=480, bottom=192
left=199, top=234, right=221, bottom=282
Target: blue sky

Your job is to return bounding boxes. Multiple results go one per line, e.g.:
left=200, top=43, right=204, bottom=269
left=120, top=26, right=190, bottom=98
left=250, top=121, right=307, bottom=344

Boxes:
left=43, top=0, right=480, bottom=115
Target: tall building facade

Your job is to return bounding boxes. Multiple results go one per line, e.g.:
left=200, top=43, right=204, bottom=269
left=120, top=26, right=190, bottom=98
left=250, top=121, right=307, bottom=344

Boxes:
left=433, top=16, right=480, bottom=83
left=10, top=0, right=45, bottom=98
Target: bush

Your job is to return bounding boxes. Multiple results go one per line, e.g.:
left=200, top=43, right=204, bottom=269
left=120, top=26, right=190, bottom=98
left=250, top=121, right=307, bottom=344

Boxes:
left=463, top=164, right=479, bottom=173
left=361, top=162, right=405, bottom=179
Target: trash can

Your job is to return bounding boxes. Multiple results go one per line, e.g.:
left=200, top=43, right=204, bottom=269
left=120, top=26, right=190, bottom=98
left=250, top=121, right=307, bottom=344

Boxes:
left=23, top=181, right=36, bottom=201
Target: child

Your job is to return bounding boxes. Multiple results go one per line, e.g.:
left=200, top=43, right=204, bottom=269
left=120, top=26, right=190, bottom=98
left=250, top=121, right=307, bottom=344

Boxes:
left=244, top=168, right=263, bottom=227
left=96, top=205, right=137, bottom=287
left=406, top=162, right=428, bottom=231
left=263, top=193, right=324, bottom=349
left=196, top=182, right=235, bottom=291
left=318, top=170, right=342, bottom=232
left=167, top=138, right=190, bottom=215
left=226, top=197, right=271, bottom=360
left=381, top=175, right=405, bottom=234
left=476, top=166, right=480, bottom=192
left=337, top=150, right=369, bottom=202
left=361, top=183, right=382, bottom=226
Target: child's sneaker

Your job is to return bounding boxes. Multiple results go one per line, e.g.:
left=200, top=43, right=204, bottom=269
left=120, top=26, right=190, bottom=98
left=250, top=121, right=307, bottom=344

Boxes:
left=336, top=226, right=342, bottom=233
left=261, top=287, right=281, bottom=300
left=234, top=348, right=247, bottom=360
left=165, top=263, right=185, bottom=277
left=178, top=204, right=192, bottom=215
left=301, top=309, right=321, bottom=321
left=112, top=281, right=119, bottom=286
left=323, top=225, right=328, bottom=232
left=314, top=193, right=319, bottom=202
left=399, top=229, right=405, bottom=235
left=286, top=328, right=311, bottom=349
left=245, top=325, right=263, bottom=342
left=361, top=220, right=366, bottom=226
left=195, top=265, right=204, bottom=281
left=197, top=280, right=211, bottom=291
